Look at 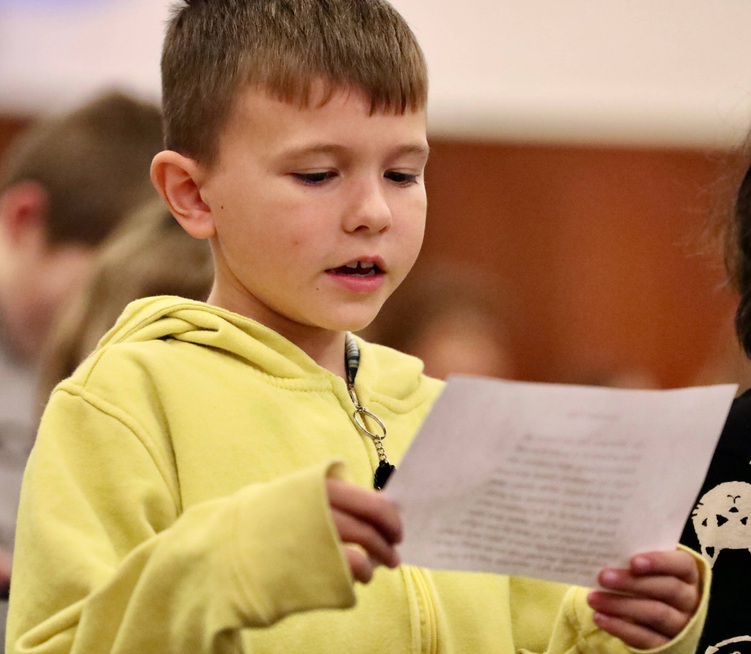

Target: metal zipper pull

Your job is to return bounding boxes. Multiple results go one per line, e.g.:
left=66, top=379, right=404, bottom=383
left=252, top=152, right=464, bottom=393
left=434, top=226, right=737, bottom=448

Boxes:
left=345, top=334, right=396, bottom=490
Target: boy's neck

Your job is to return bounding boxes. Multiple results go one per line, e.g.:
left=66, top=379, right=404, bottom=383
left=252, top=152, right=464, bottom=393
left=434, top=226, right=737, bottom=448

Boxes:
left=206, top=287, right=349, bottom=379
left=289, top=328, right=348, bottom=380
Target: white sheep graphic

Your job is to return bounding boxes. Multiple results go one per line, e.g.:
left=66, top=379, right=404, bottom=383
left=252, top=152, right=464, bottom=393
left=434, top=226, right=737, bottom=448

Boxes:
left=704, top=634, right=751, bottom=654
left=691, top=481, right=751, bottom=567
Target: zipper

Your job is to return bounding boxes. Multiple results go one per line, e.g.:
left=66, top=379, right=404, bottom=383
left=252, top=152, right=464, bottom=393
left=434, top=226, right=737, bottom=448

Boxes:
left=407, top=566, right=438, bottom=654
left=344, top=334, right=395, bottom=489
left=342, top=336, right=439, bottom=652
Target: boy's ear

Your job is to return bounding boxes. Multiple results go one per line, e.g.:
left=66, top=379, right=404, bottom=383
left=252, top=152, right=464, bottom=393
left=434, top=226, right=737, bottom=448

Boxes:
left=0, top=181, right=49, bottom=247
left=150, top=151, right=216, bottom=239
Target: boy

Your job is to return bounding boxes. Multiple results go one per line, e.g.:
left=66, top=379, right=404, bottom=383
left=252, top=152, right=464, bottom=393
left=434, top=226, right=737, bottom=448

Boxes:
left=7, top=1, right=708, bottom=652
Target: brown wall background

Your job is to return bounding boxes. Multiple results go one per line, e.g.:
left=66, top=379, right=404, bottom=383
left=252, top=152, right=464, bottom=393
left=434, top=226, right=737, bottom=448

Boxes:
left=418, top=140, right=742, bottom=388
left=1, top=116, right=742, bottom=389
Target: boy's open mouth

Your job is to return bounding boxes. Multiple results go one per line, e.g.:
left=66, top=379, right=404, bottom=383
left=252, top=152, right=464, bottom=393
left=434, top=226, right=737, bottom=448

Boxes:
left=330, top=261, right=383, bottom=277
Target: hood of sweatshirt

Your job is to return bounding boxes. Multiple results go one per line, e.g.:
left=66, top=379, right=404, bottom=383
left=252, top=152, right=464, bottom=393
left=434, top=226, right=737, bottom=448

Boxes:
left=91, top=296, right=436, bottom=407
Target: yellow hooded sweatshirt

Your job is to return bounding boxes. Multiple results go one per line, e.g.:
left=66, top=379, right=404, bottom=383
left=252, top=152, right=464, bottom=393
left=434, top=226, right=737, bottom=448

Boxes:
left=7, top=297, right=708, bottom=653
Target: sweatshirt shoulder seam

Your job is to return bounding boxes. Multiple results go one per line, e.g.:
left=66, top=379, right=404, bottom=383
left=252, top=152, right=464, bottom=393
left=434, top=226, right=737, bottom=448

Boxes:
left=54, top=383, right=182, bottom=511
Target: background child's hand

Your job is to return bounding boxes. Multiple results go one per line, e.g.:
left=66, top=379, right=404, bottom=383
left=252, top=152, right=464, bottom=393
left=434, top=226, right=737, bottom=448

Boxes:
left=0, top=547, right=11, bottom=596
left=326, top=479, right=402, bottom=584
left=587, top=550, right=700, bottom=649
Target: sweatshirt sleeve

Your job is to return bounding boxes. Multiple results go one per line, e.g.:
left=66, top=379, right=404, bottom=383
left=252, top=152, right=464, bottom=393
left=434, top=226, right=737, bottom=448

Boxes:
left=513, top=547, right=711, bottom=654
left=7, top=388, right=356, bottom=654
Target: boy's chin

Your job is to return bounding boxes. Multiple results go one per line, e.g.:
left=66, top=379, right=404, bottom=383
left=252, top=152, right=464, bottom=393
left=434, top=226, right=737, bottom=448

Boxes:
left=325, top=310, right=382, bottom=335
left=333, top=318, right=378, bottom=334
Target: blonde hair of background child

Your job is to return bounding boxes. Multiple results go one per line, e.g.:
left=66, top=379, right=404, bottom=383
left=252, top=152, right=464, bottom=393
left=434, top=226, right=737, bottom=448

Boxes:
left=36, top=198, right=213, bottom=414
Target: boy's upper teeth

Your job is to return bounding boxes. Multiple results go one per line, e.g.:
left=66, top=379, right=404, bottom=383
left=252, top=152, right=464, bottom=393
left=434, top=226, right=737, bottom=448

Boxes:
left=345, top=261, right=374, bottom=270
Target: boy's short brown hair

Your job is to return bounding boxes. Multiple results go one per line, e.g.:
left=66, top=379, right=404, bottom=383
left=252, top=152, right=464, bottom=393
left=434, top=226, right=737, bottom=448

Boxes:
left=0, top=91, right=162, bottom=248
left=161, top=0, right=428, bottom=166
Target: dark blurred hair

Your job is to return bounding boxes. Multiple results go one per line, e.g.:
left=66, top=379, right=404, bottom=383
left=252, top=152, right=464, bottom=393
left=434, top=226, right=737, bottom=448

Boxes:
left=0, top=90, right=162, bottom=247
left=732, top=141, right=751, bottom=355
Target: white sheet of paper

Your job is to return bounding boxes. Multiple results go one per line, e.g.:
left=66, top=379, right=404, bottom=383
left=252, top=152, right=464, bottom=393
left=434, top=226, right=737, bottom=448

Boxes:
left=384, top=377, right=737, bottom=588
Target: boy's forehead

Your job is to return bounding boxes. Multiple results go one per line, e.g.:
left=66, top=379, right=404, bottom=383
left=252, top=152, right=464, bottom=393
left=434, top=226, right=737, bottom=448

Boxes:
left=234, top=80, right=369, bottom=114
left=225, top=82, right=427, bottom=141
left=202, top=80, right=428, bottom=173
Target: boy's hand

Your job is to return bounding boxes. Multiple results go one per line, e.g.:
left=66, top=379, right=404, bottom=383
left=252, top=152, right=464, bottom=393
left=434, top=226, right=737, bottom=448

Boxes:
left=327, top=479, right=402, bottom=584
left=587, top=550, right=700, bottom=649
left=0, top=547, right=11, bottom=596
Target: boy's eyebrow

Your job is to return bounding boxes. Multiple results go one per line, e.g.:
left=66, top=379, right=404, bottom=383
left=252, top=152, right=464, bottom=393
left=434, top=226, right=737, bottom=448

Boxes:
left=393, top=143, right=431, bottom=160
left=281, top=142, right=430, bottom=161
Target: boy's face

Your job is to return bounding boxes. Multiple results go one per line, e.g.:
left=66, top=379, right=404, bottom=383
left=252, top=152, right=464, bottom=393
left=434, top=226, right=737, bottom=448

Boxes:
left=199, top=83, right=429, bottom=341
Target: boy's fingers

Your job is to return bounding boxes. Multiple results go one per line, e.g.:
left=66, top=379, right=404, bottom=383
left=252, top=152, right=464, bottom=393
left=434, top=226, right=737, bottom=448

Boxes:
left=0, top=548, right=11, bottom=578
left=331, top=508, right=400, bottom=569
left=591, top=611, right=669, bottom=650
left=327, top=479, right=402, bottom=544
left=0, top=548, right=11, bottom=593
left=588, top=591, right=689, bottom=639
left=589, top=550, right=702, bottom=649
left=630, top=551, right=699, bottom=585
left=342, top=546, right=375, bottom=584
left=597, top=552, right=700, bottom=614
left=597, top=568, right=699, bottom=614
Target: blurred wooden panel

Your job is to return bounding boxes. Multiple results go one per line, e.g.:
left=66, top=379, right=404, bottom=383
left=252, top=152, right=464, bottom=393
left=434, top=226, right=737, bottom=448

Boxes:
left=0, top=117, right=30, bottom=159
left=419, top=139, right=741, bottom=388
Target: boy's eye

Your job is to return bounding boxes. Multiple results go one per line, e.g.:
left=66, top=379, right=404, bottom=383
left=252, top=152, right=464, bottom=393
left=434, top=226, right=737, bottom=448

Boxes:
left=385, top=171, right=419, bottom=185
left=292, top=171, right=337, bottom=185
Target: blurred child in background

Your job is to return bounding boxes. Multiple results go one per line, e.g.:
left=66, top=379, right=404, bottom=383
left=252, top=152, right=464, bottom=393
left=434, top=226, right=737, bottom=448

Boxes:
left=362, top=260, right=517, bottom=380
left=0, top=90, right=161, bottom=618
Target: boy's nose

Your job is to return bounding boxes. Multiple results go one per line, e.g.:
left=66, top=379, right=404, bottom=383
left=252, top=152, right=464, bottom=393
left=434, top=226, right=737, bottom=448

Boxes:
left=342, top=179, right=392, bottom=233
